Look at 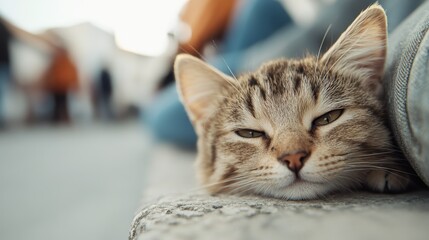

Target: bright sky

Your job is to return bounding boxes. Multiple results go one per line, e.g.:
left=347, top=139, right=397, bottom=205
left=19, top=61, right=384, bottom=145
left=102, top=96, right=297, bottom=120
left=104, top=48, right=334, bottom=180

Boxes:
left=0, top=0, right=188, bottom=56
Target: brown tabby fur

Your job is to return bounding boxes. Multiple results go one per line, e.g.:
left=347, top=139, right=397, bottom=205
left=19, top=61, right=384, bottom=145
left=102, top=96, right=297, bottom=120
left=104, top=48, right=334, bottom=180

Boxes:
left=174, top=4, right=411, bottom=199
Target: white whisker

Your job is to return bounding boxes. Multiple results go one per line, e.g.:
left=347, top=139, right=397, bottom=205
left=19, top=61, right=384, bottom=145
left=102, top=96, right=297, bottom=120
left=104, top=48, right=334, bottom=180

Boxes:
left=315, top=24, right=332, bottom=74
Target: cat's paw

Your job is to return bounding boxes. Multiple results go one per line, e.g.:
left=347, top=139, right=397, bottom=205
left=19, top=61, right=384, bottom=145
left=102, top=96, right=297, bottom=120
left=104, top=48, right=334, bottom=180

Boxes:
left=366, top=170, right=410, bottom=193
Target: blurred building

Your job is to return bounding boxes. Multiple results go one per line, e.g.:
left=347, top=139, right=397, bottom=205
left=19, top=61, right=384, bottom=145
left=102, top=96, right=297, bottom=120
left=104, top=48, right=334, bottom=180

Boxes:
left=1, top=17, right=176, bottom=125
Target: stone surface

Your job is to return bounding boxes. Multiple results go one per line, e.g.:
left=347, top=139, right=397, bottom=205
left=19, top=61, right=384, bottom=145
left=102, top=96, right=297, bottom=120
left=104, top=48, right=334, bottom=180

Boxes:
left=129, top=191, right=429, bottom=240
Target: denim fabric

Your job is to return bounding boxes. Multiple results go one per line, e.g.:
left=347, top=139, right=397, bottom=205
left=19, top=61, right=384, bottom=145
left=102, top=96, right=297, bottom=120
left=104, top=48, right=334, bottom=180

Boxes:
left=238, top=0, right=424, bottom=73
left=143, top=84, right=197, bottom=149
left=208, top=0, right=292, bottom=75
left=223, top=0, right=292, bottom=53
left=385, top=1, right=429, bottom=186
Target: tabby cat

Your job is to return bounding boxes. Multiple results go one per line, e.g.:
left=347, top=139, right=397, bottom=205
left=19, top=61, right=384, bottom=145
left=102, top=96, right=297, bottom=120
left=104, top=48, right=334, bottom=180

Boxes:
left=174, top=4, right=411, bottom=199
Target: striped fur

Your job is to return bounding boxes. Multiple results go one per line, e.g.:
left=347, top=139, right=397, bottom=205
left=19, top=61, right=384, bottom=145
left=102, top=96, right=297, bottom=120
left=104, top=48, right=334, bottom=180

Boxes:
left=175, top=4, right=411, bottom=200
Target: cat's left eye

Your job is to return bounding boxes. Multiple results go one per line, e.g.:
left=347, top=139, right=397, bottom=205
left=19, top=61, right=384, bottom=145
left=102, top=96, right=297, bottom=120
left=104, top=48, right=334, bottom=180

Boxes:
left=313, top=109, right=344, bottom=127
left=235, top=129, right=265, bottom=138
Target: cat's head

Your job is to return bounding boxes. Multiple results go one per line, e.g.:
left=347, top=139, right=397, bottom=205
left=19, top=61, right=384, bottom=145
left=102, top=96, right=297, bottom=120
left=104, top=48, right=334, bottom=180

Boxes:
left=175, top=4, right=391, bottom=199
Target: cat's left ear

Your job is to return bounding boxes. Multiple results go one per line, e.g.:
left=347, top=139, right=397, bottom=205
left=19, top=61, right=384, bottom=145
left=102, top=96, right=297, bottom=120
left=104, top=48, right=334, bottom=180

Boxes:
left=174, top=54, right=235, bottom=125
left=321, top=4, right=387, bottom=96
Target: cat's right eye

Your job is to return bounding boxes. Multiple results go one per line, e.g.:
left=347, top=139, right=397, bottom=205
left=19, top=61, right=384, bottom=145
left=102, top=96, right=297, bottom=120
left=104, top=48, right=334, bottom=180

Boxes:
left=312, top=109, right=344, bottom=127
left=235, top=129, right=265, bottom=138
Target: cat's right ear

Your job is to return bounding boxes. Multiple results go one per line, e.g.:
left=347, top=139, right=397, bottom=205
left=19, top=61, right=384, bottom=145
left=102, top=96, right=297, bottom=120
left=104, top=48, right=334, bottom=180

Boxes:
left=320, top=4, right=387, bottom=96
left=174, top=54, right=234, bottom=124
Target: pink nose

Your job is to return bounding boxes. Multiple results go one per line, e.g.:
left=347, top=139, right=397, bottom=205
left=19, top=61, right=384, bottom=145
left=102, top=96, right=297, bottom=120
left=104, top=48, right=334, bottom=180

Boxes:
left=278, top=151, right=309, bottom=173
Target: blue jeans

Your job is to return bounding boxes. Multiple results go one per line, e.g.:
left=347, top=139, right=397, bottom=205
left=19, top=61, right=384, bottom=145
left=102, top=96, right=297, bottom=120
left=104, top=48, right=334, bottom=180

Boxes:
left=143, top=0, right=292, bottom=148
left=143, top=85, right=197, bottom=149
left=207, top=0, right=293, bottom=75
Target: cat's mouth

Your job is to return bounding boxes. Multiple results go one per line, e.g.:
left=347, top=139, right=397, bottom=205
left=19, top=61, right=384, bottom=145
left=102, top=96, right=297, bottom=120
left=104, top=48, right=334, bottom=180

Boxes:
left=288, top=178, right=322, bottom=187
left=272, top=178, right=328, bottom=200
left=290, top=179, right=308, bottom=185
left=275, top=173, right=313, bottom=188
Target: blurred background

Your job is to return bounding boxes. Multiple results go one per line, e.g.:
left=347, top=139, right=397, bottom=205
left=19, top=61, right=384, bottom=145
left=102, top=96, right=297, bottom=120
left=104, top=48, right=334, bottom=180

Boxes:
left=0, top=1, right=189, bottom=240
left=1, top=0, right=424, bottom=240
left=0, top=0, right=189, bottom=124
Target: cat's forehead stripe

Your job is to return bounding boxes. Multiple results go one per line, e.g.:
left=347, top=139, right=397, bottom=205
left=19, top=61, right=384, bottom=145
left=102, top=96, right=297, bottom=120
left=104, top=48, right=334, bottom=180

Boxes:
left=247, top=75, right=267, bottom=101
left=311, top=82, right=320, bottom=102
left=248, top=76, right=258, bottom=86
left=293, top=75, right=301, bottom=93
left=245, top=94, right=256, bottom=118
left=295, top=64, right=305, bottom=74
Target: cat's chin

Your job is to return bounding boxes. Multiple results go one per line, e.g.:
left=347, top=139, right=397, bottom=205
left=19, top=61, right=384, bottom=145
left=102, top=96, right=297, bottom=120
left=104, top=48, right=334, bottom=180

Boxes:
left=260, top=180, right=335, bottom=200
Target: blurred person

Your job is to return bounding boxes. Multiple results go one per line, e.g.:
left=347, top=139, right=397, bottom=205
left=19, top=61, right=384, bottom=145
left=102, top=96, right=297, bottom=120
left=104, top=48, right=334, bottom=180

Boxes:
left=94, top=67, right=114, bottom=120
left=42, top=46, right=79, bottom=123
left=0, top=17, right=75, bottom=125
left=158, top=0, right=239, bottom=89
left=0, top=18, right=12, bottom=126
left=0, top=16, right=51, bottom=125
left=143, top=0, right=424, bottom=149
left=178, top=0, right=238, bottom=56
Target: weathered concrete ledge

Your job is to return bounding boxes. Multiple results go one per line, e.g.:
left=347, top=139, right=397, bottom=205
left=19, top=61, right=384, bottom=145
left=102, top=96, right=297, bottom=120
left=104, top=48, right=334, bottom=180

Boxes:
left=129, top=191, right=429, bottom=240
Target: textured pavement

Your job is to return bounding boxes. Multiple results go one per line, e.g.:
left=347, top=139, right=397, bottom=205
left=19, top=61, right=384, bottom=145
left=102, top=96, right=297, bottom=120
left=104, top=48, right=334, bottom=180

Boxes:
left=130, top=191, right=429, bottom=240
